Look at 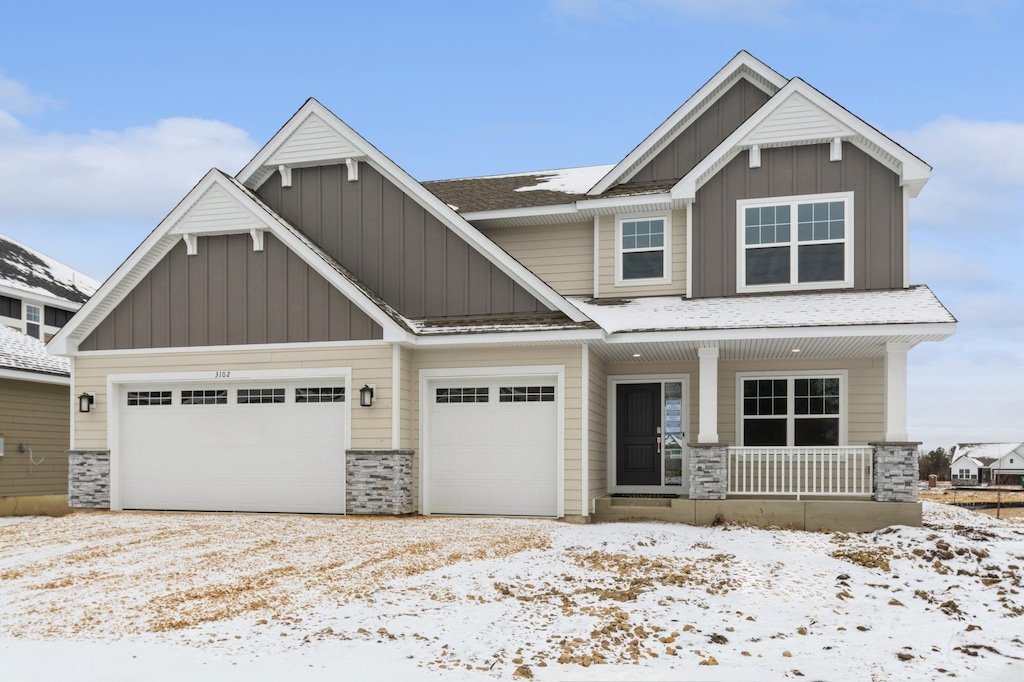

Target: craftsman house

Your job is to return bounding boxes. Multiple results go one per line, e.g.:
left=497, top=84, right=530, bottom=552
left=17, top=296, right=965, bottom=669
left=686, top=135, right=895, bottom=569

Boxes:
left=953, top=443, right=1024, bottom=486
left=52, top=52, right=955, bottom=531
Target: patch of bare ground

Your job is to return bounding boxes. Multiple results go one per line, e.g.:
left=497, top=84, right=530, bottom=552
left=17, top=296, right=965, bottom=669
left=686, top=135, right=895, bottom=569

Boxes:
left=0, top=512, right=552, bottom=638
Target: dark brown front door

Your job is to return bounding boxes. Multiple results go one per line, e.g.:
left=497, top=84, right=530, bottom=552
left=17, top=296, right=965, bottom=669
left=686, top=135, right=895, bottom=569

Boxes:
left=616, top=383, right=661, bottom=486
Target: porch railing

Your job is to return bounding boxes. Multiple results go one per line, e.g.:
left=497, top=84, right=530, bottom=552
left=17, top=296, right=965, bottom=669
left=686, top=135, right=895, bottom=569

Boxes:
left=726, top=446, right=874, bottom=498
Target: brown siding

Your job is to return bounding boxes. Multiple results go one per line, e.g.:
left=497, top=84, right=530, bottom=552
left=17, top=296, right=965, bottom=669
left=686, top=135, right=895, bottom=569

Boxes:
left=0, top=379, right=69, bottom=497
left=632, top=78, right=770, bottom=183
left=691, top=143, right=904, bottom=298
left=256, top=164, right=547, bottom=318
left=79, top=234, right=382, bottom=351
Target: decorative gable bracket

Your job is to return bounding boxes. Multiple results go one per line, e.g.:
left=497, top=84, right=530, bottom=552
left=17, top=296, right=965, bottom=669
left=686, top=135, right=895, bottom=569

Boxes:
left=180, top=228, right=268, bottom=256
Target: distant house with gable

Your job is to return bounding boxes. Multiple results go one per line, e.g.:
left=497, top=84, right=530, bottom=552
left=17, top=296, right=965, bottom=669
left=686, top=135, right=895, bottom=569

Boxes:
left=951, top=443, right=1024, bottom=486
left=0, top=234, right=98, bottom=515
left=0, top=233, right=100, bottom=342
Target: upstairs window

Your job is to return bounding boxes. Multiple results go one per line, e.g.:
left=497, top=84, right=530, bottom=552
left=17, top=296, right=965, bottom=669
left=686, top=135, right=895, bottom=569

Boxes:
left=737, top=193, right=853, bottom=292
left=25, top=304, right=41, bottom=339
left=615, top=214, right=671, bottom=286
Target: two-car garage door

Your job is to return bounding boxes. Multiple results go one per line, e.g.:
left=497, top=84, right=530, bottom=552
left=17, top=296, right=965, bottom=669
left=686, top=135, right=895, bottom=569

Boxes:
left=426, top=377, right=559, bottom=517
left=118, top=379, right=348, bottom=514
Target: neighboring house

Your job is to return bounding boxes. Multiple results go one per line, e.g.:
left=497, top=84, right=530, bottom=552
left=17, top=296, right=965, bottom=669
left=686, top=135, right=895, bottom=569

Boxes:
left=51, top=52, right=956, bottom=531
left=0, top=233, right=101, bottom=341
left=0, top=325, right=71, bottom=515
left=950, top=450, right=998, bottom=486
left=956, top=443, right=1024, bottom=485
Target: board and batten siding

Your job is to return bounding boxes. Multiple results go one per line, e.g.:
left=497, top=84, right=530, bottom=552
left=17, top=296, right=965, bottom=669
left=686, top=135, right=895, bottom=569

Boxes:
left=410, top=345, right=584, bottom=518
left=691, top=142, right=904, bottom=298
left=632, top=78, right=771, bottom=184
left=485, top=222, right=594, bottom=296
left=598, top=209, right=687, bottom=297
left=256, top=164, right=548, bottom=318
left=79, top=234, right=382, bottom=351
left=0, top=378, right=69, bottom=497
left=73, top=345, right=395, bottom=452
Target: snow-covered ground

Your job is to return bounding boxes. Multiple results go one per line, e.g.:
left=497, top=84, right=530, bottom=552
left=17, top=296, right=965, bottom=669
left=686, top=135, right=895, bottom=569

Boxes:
left=1, top=503, right=1022, bottom=681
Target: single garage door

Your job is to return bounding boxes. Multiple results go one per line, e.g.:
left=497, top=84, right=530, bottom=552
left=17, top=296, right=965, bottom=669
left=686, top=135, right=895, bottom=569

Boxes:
left=427, top=377, right=558, bottom=517
left=118, top=380, right=348, bottom=513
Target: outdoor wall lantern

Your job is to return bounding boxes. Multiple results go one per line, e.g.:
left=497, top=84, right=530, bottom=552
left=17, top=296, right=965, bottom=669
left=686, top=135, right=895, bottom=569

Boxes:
left=359, top=384, right=375, bottom=407
left=78, top=392, right=95, bottom=413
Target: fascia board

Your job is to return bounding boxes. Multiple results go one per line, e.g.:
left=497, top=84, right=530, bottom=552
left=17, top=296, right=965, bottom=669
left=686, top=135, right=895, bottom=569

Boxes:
left=460, top=203, right=580, bottom=222
left=0, top=368, right=70, bottom=385
left=588, top=51, right=788, bottom=196
left=672, top=78, right=931, bottom=201
left=261, top=100, right=590, bottom=324
left=603, top=321, right=956, bottom=344
left=412, top=328, right=604, bottom=346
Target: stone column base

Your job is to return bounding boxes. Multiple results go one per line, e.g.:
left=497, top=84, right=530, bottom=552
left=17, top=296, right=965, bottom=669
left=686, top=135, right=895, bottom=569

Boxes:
left=870, top=442, right=921, bottom=503
left=346, top=449, right=414, bottom=515
left=687, top=443, right=729, bottom=500
left=68, top=450, right=111, bottom=509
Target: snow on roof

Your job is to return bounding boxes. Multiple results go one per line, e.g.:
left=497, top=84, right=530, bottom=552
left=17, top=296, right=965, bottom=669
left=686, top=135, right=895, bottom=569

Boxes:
left=0, top=233, right=101, bottom=305
left=511, top=164, right=615, bottom=195
left=569, top=285, right=956, bottom=334
left=955, top=443, right=1024, bottom=461
left=0, top=324, right=69, bottom=377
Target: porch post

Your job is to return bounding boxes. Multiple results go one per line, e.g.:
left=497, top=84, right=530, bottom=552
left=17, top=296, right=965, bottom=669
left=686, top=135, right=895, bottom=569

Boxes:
left=697, top=346, right=720, bottom=443
left=884, top=342, right=911, bottom=442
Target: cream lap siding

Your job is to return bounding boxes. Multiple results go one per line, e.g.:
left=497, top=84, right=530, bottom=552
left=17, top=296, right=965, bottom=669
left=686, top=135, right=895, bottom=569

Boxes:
left=73, top=344, right=395, bottom=453
left=716, top=358, right=884, bottom=446
left=0, top=379, right=70, bottom=497
left=587, top=351, right=609, bottom=505
left=178, top=183, right=263, bottom=235
left=484, top=222, right=594, bottom=296
left=598, top=209, right=687, bottom=298
left=410, top=345, right=584, bottom=518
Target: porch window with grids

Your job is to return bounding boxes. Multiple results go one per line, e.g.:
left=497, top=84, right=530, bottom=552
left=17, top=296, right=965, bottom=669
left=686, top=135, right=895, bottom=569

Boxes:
left=738, top=193, right=852, bottom=292
left=741, top=376, right=841, bottom=446
left=616, top=215, right=670, bottom=284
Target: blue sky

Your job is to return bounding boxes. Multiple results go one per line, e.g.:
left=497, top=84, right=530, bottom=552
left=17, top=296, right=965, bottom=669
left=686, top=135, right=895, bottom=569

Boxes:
left=0, top=0, right=1021, bottom=451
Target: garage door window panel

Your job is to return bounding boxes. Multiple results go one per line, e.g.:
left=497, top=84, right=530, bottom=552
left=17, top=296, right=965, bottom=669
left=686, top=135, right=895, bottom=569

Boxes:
left=296, top=387, right=346, bottom=403
left=238, top=388, right=285, bottom=404
left=127, top=391, right=172, bottom=406
left=499, top=386, right=555, bottom=402
left=435, top=387, right=489, bottom=403
left=181, top=389, right=227, bottom=405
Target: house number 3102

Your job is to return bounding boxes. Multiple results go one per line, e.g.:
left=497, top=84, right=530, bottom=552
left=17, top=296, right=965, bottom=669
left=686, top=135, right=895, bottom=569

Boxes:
left=214, top=371, right=231, bottom=379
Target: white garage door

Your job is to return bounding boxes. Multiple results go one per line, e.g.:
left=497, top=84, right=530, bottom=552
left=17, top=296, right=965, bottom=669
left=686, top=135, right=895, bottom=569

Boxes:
left=427, top=377, right=559, bottom=517
left=118, top=380, right=348, bottom=514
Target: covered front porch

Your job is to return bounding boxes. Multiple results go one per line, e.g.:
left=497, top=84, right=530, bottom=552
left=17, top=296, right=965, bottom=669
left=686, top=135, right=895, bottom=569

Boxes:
left=580, top=290, right=954, bottom=530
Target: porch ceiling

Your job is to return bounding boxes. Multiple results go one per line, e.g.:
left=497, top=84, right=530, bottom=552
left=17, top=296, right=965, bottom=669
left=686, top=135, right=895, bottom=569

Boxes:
left=592, top=332, right=949, bottom=364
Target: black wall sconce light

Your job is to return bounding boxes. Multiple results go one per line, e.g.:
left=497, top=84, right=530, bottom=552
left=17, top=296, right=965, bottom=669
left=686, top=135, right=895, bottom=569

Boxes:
left=78, top=392, right=95, bottom=413
left=359, top=384, right=375, bottom=407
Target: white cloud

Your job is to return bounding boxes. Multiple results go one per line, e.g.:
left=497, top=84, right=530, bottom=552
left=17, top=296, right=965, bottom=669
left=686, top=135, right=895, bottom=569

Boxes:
left=0, top=73, right=56, bottom=114
left=551, top=0, right=795, bottom=23
left=0, top=110, right=259, bottom=226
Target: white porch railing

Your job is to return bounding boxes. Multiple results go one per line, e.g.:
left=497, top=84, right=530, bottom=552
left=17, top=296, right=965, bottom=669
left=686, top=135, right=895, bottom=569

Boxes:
left=727, top=447, right=874, bottom=498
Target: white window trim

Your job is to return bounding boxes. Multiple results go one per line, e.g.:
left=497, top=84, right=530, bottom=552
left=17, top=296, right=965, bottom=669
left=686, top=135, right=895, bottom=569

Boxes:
left=614, top=212, right=672, bottom=287
left=735, top=370, right=848, bottom=447
left=736, top=191, right=854, bottom=293
left=606, top=374, right=690, bottom=494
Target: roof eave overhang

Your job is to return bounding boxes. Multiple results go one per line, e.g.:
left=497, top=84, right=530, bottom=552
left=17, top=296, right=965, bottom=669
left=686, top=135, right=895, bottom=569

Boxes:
left=603, top=321, right=956, bottom=344
left=0, top=367, right=70, bottom=385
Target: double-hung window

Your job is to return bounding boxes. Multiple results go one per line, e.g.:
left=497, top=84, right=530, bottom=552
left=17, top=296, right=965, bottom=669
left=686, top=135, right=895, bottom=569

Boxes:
left=739, top=373, right=845, bottom=447
left=737, top=192, right=853, bottom=292
left=615, top=214, right=671, bottom=285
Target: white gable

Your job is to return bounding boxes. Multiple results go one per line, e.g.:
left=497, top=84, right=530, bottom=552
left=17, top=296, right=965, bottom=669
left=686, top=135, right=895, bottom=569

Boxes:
left=744, top=92, right=853, bottom=146
left=169, top=182, right=265, bottom=236
left=266, top=112, right=362, bottom=167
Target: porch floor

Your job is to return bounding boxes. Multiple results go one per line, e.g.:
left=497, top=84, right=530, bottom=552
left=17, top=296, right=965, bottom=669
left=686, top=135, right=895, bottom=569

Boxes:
left=592, top=495, right=920, bottom=532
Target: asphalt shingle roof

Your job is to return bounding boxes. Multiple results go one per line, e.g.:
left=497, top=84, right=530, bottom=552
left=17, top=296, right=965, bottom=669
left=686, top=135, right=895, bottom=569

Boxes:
left=0, top=325, right=69, bottom=377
